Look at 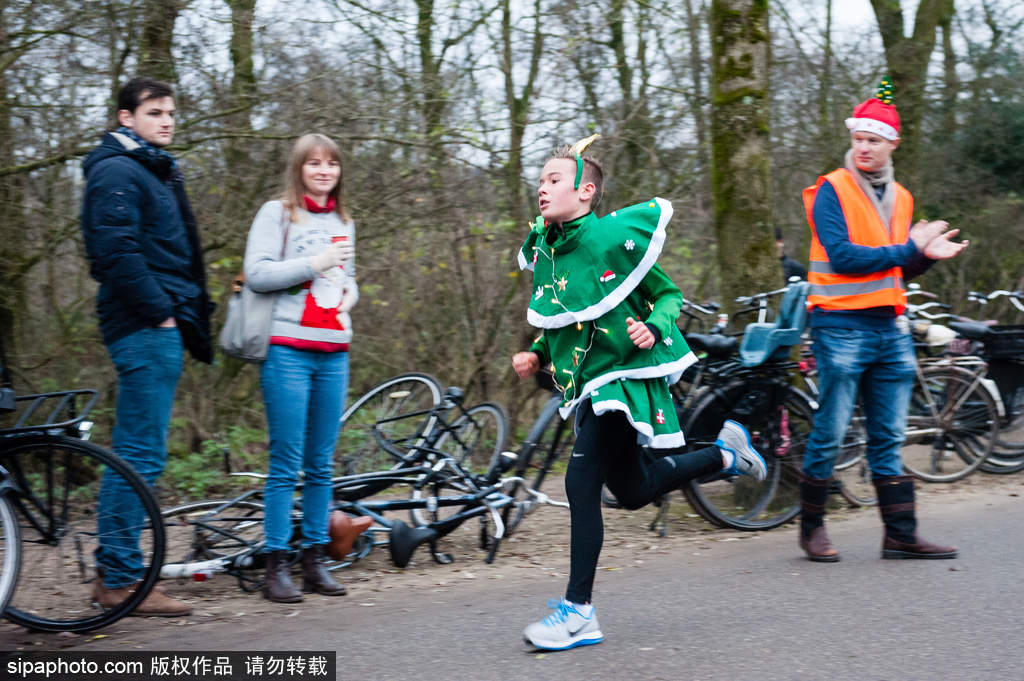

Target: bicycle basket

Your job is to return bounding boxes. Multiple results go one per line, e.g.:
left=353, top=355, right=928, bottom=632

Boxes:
left=985, top=325, right=1024, bottom=359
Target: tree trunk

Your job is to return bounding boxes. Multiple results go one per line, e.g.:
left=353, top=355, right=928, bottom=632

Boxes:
left=139, top=0, right=178, bottom=82
left=224, top=0, right=257, bottom=210
left=684, top=0, right=710, bottom=202
left=939, top=3, right=957, bottom=139
left=0, top=4, right=25, bottom=349
left=415, top=0, right=446, bottom=178
left=869, top=0, right=950, bottom=191
left=710, top=0, right=779, bottom=312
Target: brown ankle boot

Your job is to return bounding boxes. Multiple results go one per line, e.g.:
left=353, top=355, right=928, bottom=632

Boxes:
left=301, top=545, right=347, bottom=596
left=799, top=525, right=841, bottom=562
left=263, top=551, right=303, bottom=603
left=92, top=581, right=192, bottom=617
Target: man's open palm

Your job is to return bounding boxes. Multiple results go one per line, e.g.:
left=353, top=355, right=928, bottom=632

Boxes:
left=923, top=230, right=968, bottom=260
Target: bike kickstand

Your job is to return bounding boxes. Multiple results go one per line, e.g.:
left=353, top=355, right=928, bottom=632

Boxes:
left=430, top=540, right=454, bottom=565
left=485, top=537, right=502, bottom=565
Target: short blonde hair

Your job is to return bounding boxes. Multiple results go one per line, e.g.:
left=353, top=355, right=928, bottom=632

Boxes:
left=547, top=145, right=604, bottom=208
left=282, top=133, right=351, bottom=222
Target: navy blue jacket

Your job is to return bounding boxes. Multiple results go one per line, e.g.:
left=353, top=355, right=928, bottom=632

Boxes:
left=81, top=132, right=214, bottom=363
left=809, top=179, right=934, bottom=330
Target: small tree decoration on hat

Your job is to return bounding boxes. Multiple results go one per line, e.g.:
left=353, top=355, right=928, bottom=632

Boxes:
left=876, top=75, right=893, bottom=105
left=569, top=134, right=601, bottom=190
left=845, top=76, right=901, bottom=141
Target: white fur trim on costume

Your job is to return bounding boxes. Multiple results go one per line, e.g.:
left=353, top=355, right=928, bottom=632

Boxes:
left=845, top=117, right=899, bottom=141
left=517, top=247, right=534, bottom=272
left=590, top=398, right=687, bottom=449
left=527, top=197, right=673, bottom=329
left=558, top=350, right=698, bottom=419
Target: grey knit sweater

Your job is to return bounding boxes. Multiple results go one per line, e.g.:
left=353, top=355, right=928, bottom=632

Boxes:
left=244, top=200, right=358, bottom=346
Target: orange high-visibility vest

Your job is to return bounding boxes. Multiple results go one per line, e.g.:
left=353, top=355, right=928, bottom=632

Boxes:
left=803, top=168, right=913, bottom=313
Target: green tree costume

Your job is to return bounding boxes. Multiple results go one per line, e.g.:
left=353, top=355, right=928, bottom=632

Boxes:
left=519, top=197, right=696, bottom=448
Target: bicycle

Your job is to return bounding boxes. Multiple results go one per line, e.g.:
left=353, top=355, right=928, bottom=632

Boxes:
left=0, top=337, right=165, bottom=632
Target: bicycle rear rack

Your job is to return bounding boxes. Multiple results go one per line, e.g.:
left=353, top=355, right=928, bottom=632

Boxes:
left=0, top=389, right=99, bottom=436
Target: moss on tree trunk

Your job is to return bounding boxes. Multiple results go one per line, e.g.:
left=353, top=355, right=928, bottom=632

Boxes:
left=710, top=0, right=780, bottom=312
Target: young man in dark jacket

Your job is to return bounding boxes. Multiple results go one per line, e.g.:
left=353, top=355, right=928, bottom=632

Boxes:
left=81, top=77, right=213, bottom=617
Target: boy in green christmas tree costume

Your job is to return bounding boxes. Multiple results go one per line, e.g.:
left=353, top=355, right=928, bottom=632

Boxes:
left=514, top=137, right=768, bottom=651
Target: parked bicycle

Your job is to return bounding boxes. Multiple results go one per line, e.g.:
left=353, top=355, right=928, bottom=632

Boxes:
left=0, top=336, right=164, bottom=632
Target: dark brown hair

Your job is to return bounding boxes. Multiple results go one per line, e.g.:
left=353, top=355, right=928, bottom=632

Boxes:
left=117, top=77, right=174, bottom=114
left=548, top=145, right=604, bottom=208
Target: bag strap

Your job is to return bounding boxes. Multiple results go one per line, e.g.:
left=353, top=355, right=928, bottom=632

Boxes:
left=233, top=201, right=292, bottom=292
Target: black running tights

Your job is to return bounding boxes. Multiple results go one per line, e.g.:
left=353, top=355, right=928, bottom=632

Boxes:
left=563, top=403, right=722, bottom=604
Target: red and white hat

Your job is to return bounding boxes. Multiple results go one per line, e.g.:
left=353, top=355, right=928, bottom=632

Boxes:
left=845, top=76, right=901, bottom=140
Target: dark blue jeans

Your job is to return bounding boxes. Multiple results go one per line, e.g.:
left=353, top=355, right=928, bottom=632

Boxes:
left=803, top=327, right=916, bottom=481
left=96, top=327, right=183, bottom=588
left=260, top=345, right=349, bottom=552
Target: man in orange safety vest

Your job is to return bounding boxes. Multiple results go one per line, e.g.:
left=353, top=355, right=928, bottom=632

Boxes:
left=799, top=79, right=968, bottom=563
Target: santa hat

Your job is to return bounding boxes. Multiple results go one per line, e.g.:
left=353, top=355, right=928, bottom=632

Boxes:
left=845, top=76, right=901, bottom=141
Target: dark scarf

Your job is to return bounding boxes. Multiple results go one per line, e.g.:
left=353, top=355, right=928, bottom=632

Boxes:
left=115, top=126, right=178, bottom=178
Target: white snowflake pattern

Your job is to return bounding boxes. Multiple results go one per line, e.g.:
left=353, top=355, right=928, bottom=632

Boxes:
left=534, top=286, right=544, bottom=300
left=664, top=337, right=674, bottom=346
left=624, top=239, right=635, bottom=251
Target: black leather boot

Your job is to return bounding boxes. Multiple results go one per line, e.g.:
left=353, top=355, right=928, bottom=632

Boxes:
left=263, top=551, right=303, bottom=603
left=798, top=473, right=840, bottom=562
left=874, top=475, right=958, bottom=559
left=301, top=545, right=347, bottom=596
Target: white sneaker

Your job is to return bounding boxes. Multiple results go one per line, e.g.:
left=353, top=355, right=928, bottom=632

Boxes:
left=716, top=420, right=768, bottom=482
left=523, top=599, right=603, bottom=651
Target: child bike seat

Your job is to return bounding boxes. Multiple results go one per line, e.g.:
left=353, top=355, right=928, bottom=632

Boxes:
left=739, top=282, right=810, bottom=367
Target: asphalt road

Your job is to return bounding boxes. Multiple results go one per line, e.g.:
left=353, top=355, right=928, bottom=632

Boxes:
left=79, top=489, right=1024, bottom=680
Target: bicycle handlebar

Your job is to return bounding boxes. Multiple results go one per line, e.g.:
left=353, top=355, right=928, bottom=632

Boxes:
left=734, top=285, right=790, bottom=305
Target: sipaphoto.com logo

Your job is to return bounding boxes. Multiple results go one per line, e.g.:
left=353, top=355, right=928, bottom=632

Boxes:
left=7, top=657, right=143, bottom=678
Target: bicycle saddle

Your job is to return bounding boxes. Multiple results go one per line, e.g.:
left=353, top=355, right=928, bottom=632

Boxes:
left=388, top=519, right=438, bottom=569
left=685, top=333, right=738, bottom=358
left=948, top=320, right=991, bottom=341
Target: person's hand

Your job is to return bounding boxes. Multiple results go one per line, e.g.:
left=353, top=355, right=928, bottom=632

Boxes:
left=158, top=317, right=177, bottom=328
left=909, top=219, right=948, bottom=251
left=310, top=241, right=353, bottom=272
left=626, top=317, right=655, bottom=349
left=512, top=352, right=541, bottom=380
left=338, top=285, right=358, bottom=313
left=923, top=229, right=969, bottom=260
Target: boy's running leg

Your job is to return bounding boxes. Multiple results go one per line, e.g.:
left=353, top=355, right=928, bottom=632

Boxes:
left=523, top=403, right=626, bottom=650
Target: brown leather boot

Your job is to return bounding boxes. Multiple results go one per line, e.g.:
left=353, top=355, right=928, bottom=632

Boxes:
left=874, top=475, right=958, bottom=560
left=799, top=525, right=841, bottom=562
left=92, top=581, right=192, bottom=617
left=882, top=534, right=958, bottom=559
left=300, top=545, right=347, bottom=596
left=798, top=473, right=840, bottom=562
left=263, top=551, right=303, bottom=603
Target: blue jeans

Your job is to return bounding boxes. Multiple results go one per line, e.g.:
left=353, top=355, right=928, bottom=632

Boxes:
left=803, top=327, right=916, bottom=480
left=96, top=327, right=183, bottom=588
left=260, top=345, right=349, bottom=552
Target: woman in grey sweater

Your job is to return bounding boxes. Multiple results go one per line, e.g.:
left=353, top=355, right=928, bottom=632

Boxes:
left=244, top=134, right=358, bottom=602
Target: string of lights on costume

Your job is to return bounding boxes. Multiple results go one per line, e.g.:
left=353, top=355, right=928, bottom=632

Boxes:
left=518, top=136, right=699, bottom=448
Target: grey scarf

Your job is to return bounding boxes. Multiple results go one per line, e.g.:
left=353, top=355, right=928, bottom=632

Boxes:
left=845, top=149, right=895, bottom=234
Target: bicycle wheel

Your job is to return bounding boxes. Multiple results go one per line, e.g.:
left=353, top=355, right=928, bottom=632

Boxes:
left=435, top=402, right=510, bottom=476
left=682, top=380, right=811, bottom=531
left=0, top=491, right=21, bottom=616
left=902, top=366, right=996, bottom=483
left=336, top=373, right=444, bottom=476
left=409, top=402, right=509, bottom=527
left=1, top=435, right=164, bottom=632
left=503, top=395, right=575, bottom=536
left=832, top=406, right=877, bottom=507
left=162, top=499, right=266, bottom=592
